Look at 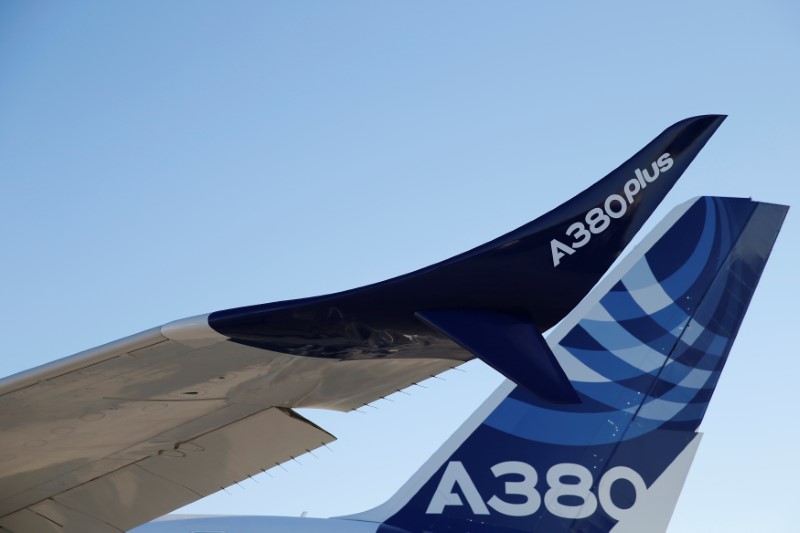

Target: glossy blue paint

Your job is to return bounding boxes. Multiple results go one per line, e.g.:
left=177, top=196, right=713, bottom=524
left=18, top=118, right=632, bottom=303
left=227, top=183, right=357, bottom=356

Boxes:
left=416, top=309, right=579, bottom=403
left=209, top=116, right=727, bottom=379
left=375, top=197, right=788, bottom=533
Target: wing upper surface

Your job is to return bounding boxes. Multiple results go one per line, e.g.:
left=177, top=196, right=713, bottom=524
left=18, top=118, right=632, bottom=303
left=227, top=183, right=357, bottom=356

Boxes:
left=0, top=319, right=454, bottom=532
left=0, top=116, right=727, bottom=531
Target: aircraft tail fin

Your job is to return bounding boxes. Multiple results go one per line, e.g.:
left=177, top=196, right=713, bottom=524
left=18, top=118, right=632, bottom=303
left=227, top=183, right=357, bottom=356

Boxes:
left=349, top=196, right=787, bottom=533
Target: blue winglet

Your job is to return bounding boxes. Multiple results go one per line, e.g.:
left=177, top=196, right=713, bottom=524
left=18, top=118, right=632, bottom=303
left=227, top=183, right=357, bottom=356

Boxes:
left=209, top=115, right=727, bottom=367
left=415, top=309, right=579, bottom=403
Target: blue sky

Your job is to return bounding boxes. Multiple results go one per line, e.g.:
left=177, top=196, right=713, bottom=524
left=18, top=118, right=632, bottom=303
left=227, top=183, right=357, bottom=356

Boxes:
left=1, top=2, right=798, bottom=531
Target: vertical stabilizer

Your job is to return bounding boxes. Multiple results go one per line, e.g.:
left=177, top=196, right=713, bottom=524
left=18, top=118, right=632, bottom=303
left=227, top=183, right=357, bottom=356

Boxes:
left=347, top=196, right=787, bottom=533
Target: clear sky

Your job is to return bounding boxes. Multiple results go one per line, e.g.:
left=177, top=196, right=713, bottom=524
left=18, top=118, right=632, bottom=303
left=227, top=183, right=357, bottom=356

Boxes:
left=1, top=2, right=798, bottom=531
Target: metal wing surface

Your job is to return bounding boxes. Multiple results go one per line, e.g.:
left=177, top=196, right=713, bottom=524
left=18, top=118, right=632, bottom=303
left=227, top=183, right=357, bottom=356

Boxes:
left=0, top=319, right=458, bottom=532
left=0, top=115, right=725, bottom=532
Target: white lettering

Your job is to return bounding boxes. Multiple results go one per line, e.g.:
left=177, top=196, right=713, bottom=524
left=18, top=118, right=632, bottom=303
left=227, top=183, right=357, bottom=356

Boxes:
left=552, top=153, right=673, bottom=267
left=566, top=222, right=591, bottom=248
left=597, top=466, right=647, bottom=521
left=544, top=463, right=597, bottom=519
left=635, top=168, right=648, bottom=189
left=623, top=178, right=641, bottom=204
left=657, top=152, right=673, bottom=172
left=487, top=461, right=541, bottom=516
left=551, top=239, right=575, bottom=267
left=426, top=461, right=650, bottom=521
left=586, top=207, right=611, bottom=234
left=605, top=194, right=627, bottom=219
left=426, top=461, right=489, bottom=515
left=640, top=161, right=660, bottom=183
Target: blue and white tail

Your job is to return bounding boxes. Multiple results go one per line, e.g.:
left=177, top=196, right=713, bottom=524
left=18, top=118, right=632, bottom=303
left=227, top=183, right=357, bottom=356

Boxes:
left=348, top=196, right=787, bottom=533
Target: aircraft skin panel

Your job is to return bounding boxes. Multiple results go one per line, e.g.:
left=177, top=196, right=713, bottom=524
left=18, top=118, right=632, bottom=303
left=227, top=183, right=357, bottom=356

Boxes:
left=368, top=197, right=787, bottom=533
left=129, top=196, right=787, bottom=533
left=50, top=408, right=330, bottom=532
left=5, top=498, right=121, bottom=533
left=133, top=515, right=383, bottom=533
left=608, top=434, right=702, bottom=533
left=0, top=508, right=67, bottom=533
left=208, top=116, right=726, bottom=367
left=0, top=327, right=167, bottom=398
left=339, top=197, right=706, bottom=525
left=0, top=332, right=457, bottom=530
left=0, top=116, right=728, bottom=532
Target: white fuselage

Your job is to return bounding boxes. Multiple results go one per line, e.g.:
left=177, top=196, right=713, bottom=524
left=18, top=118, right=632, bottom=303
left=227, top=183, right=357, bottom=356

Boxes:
left=130, top=515, right=383, bottom=533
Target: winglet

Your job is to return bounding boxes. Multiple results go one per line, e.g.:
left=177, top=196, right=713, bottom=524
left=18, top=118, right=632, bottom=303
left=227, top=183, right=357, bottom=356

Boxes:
left=415, top=310, right=579, bottom=403
left=209, top=116, right=728, bottom=367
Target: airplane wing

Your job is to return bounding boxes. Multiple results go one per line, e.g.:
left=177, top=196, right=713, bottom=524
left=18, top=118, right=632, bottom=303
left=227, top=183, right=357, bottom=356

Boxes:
left=0, top=116, right=724, bottom=533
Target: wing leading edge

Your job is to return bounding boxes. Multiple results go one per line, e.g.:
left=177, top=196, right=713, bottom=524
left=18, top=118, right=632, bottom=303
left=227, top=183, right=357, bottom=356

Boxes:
left=0, top=116, right=724, bottom=532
